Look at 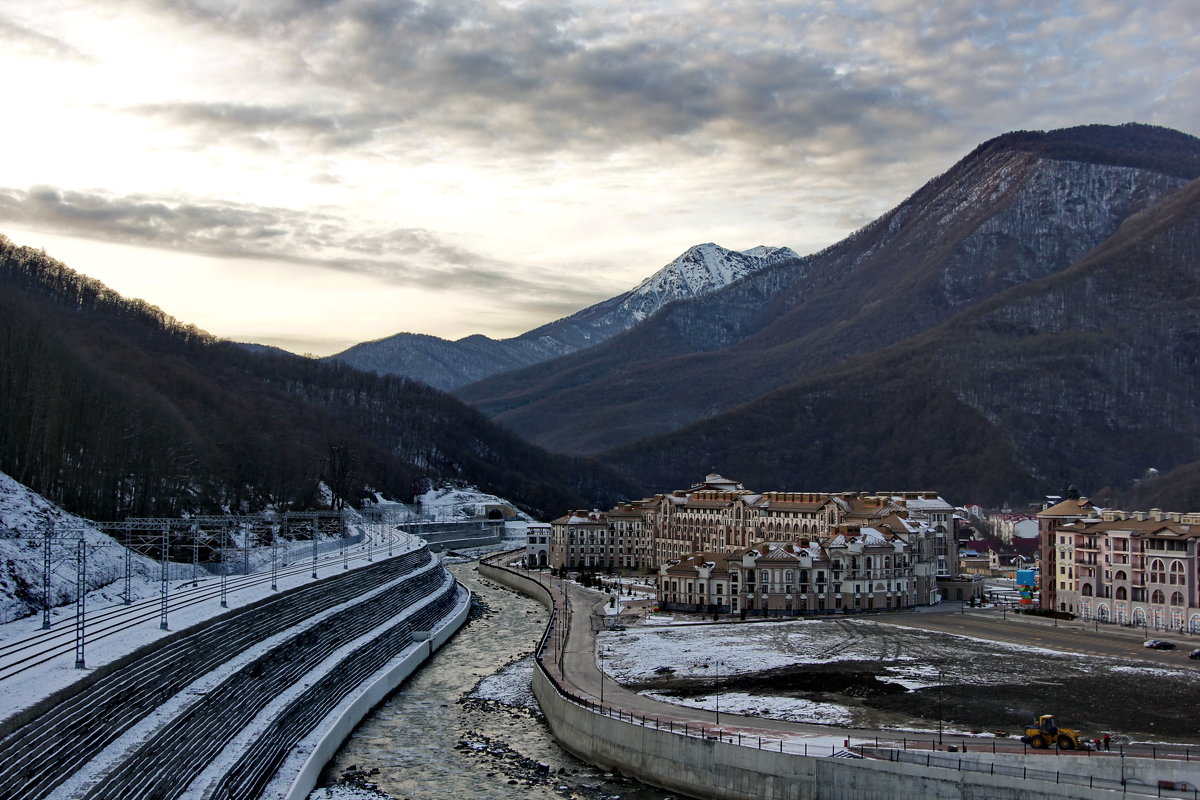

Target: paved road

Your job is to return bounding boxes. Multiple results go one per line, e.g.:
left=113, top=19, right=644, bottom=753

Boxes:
left=881, top=606, right=1200, bottom=670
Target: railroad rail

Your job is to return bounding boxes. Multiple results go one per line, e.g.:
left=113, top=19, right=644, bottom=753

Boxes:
left=0, top=545, right=443, bottom=800
left=0, top=536, right=389, bottom=682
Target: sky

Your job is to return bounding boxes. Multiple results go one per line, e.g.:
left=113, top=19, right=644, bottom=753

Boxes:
left=0, top=0, right=1196, bottom=356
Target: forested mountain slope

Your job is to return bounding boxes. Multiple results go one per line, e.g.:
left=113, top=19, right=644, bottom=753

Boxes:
left=0, top=237, right=640, bottom=520
left=457, top=124, right=1200, bottom=455
left=605, top=175, right=1200, bottom=506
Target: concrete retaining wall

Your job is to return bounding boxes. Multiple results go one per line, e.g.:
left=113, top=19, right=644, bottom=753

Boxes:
left=404, top=521, right=504, bottom=552
left=480, top=559, right=1136, bottom=800
left=283, top=581, right=472, bottom=800
left=879, top=747, right=1200, bottom=791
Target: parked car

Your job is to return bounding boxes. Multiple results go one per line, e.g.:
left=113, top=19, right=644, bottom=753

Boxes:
left=1143, top=639, right=1177, bottom=650
left=1189, top=648, right=1200, bottom=660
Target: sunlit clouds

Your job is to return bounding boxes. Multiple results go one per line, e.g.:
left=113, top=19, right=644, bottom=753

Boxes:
left=0, top=0, right=1195, bottom=354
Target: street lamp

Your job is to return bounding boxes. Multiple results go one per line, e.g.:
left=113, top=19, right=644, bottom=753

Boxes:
left=714, top=660, right=721, bottom=726
left=937, top=670, right=945, bottom=746
left=599, top=646, right=606, bottom=705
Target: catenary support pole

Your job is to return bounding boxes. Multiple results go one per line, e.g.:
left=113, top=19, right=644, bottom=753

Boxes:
left=42, top=521, right=53, bottom=629
left=159, top=522, right=170, bottom=630
left=74, top=536, right=86, bottom=669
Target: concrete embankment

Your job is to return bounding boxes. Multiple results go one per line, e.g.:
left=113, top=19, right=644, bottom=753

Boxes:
left=479, top=557, right=1166, bottom=800
left=281, top=579, right=471, bottom=800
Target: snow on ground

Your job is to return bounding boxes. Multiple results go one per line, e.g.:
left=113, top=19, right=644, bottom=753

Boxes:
left=309, top=787, right=390, bottom=800
left=468, top=655, right=539, bottom=711
left=596, top=616, right=1199, bottom=734
left=0, top=534, right=417, bottom=722
left=415, top=483, right=534, bottom=522
left=641, top=689, right=855, bottom=727
left=0, top=471, right=164, bottom=624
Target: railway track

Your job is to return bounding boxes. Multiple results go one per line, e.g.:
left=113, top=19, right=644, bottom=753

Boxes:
left=0, top=537, right=403, bottom=682
left=85, top=570, right=461, bottom=800
left=0, top=545, right=444, bottom=800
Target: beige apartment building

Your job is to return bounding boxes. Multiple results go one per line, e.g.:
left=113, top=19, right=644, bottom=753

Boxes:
left=1044, top=506, right=1200, bottom=632
left=657, top=523, right=923, bottom=616
left=549, top=474, right=958, bottom=609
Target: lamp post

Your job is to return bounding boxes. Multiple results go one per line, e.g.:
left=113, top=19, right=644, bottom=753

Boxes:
left=937, top=669, right=945, bottom=746
left=714, top=660, right=721, bottom=726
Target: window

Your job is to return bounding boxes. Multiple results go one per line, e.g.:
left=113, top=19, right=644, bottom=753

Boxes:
left=1171, top=591, right=1184, bottom=606
left=1152, top=589, right=1165, bottom=604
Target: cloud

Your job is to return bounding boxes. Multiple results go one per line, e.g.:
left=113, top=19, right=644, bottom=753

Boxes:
left=0, top=14, right=87, bottom=60
left=0, top=186, right=612, bottom=312
left=113, top=0, right=1194, bottom=194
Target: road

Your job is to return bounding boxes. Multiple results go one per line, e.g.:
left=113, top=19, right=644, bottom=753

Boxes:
left=883, top=605, right=1200, bottom=668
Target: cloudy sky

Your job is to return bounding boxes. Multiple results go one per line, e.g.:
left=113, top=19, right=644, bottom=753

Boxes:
left=1, top=0, right=1195, bottom=355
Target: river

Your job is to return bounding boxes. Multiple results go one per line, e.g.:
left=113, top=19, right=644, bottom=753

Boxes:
left=315, top=562, right=682, bottom=800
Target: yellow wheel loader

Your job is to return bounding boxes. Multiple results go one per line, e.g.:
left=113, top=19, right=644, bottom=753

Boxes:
left=1020, top=714, right=1085, bottom=749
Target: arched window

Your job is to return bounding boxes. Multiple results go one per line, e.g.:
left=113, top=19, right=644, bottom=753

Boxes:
left=1170, top=562, right=1185, bottom=585
left=1171, top=591, right=1184, bottom=606
left=1150, top=559, right=1166, bottom=583
left=1115, top=570, right=1127, bottom=582
left=864, top=557, right=873, bottom=572
left=784, top=570, right=793, bottom=585
left=1152, top=589, right=1165, bottom=604
left=1081, top=583, right=1093, bottom=597
left=1115, top=586, right=1127, bottom=600
left=799, top=570, right=808, bottom=583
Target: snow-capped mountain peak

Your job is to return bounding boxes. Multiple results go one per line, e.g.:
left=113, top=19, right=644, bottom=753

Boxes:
left=621, top=242, right=797, bottom=321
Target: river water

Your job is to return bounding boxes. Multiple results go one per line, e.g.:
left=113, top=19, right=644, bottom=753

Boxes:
left=315, top=563, right=682, bottom=800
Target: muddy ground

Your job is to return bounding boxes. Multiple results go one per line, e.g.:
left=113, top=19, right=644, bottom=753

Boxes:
left=621, top=620, right=1200, bottom=743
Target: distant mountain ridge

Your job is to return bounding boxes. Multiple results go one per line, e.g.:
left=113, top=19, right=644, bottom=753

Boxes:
left=328, top=242, right=799, bottom=390
left=456, top=123, right=1200, bottom=463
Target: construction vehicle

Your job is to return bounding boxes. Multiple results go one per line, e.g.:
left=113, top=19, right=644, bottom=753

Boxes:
left=1020, top=714, right=1085, bottom=749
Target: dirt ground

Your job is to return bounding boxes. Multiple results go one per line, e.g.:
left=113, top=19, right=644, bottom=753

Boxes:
left=622, top=618, right=1200, bottom=743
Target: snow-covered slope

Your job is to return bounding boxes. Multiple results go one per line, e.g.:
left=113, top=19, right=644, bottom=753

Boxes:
left=0, top=472, right=159, bottom=623
left=619, top=243, right=798, bottom=323
left=329, top=243, right=799, bottom=390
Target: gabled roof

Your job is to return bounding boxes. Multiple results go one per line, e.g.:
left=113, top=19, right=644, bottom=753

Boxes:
left=1038, top=497, right=1097, bottom=518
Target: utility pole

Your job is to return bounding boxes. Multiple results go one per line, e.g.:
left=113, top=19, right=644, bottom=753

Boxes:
left=937, top=670, right=945, bottom=746
left=42, top=521, right=53, bottom=629
left=715, top=659, right=721, bottom=725
left=159, top=522, right=170, bottom=630
left=74, top=537, right=87, bottom=669
left=311, top=518, right=318, bottom=579
left=270, top=521, right=279, bottom=592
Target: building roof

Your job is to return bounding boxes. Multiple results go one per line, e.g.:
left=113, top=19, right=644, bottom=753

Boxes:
left=1038, top=497, right=1098, bottom=519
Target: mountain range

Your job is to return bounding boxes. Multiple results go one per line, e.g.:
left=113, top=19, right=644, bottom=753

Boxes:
left=3, top=122, right=1198, bottom=514
left=329, top=242, right=799, bottom=390
left=450, top=123, right=1200, bottom=505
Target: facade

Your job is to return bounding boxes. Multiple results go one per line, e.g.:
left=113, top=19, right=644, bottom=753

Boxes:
left=1045, top=508, right=1200, bottom=632
left=525, top=523, right=551, bottom=568
left=1036, top=496, right=1098, bottom=611
left=658, top=524, right=922, bottom=616
left=549, top=474, right=955, bottom=574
